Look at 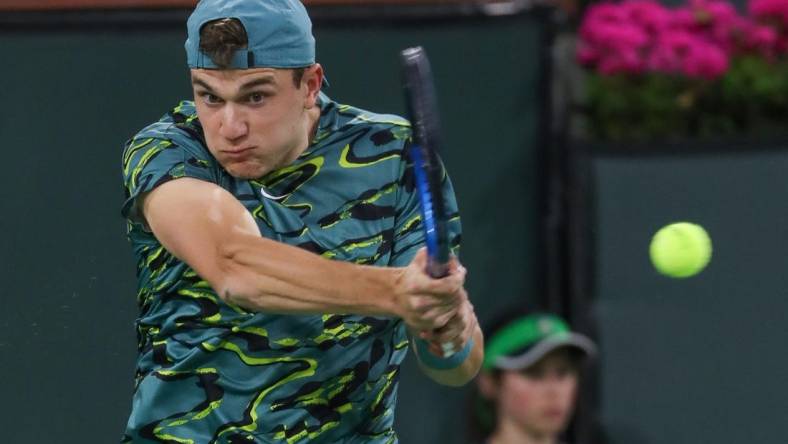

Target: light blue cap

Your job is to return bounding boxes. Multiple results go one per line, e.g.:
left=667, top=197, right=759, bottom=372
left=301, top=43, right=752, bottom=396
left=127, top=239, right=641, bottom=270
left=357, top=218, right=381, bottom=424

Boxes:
left=185, top=0, right=316, bottom=69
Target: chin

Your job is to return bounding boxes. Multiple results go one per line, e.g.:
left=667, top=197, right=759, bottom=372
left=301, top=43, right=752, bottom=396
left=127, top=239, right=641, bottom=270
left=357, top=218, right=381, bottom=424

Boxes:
left=541, top=417, right=570, bottom=434
left=223, top=162, right=269, bottom=180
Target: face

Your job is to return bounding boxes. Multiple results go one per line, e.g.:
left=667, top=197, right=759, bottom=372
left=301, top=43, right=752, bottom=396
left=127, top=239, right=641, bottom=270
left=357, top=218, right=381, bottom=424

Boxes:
left=191, top=65, right=322, bottom=179
left=491, top=349, right=580, bottom=438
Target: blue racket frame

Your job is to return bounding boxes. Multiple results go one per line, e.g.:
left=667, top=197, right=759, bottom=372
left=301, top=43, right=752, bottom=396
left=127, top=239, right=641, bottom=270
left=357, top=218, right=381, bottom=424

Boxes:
left=410, top=144, right=450, bottom=278
left=401, top=46, right=451, bottom=279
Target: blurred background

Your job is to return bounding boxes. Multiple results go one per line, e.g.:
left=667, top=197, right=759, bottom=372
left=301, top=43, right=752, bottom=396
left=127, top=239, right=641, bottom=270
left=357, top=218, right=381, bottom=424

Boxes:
left=0, top=0, right=786, bottom=442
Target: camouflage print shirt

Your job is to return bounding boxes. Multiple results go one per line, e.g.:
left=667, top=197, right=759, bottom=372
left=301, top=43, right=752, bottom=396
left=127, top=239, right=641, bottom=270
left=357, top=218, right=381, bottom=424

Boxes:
left=120, top=93, right=461, bottom=444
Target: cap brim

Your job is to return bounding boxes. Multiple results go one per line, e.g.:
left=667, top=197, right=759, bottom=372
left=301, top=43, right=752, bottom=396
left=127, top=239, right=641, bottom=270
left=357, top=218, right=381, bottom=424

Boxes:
left=493, top=333, right=597, bottom=371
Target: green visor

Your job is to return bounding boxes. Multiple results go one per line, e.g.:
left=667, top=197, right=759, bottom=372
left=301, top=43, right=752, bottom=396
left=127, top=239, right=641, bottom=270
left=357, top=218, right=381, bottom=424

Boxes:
left=482, top=314, right=596, bottom=371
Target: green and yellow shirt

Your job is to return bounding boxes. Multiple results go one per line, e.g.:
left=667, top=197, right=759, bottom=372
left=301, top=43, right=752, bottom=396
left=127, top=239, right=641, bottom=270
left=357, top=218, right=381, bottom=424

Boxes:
left=120, top=94, right=461, bottom=444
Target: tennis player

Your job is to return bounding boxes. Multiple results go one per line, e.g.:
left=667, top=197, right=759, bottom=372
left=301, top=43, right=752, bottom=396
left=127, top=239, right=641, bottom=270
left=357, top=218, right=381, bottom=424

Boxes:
left=120, top=1, right=483, bottom=442
left=474, top=313, right=595, bottom=444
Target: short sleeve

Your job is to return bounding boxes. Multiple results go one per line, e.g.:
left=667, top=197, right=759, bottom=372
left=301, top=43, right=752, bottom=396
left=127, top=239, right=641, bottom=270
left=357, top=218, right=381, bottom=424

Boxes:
left=389, top=142, right=462, bottom=267
left=120, top=135, right=217, bottom=223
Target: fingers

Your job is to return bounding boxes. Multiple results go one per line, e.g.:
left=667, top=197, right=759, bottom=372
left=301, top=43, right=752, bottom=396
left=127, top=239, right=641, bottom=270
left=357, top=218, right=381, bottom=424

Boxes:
left=398, top=250, right=468, bottom=332
left=409, top=280, right=468, bottom=331
left=426, top=286, right=468, bottom=330
left=411, top=249, right=467, bottom=291
left=411, top=247, right=429, bottom=269
left=421, top=300, right=477, bottom=356
left=446, top=257, right=466, bottom=277
left=419, top=265, right=465, bottom=297
left=411, top=304, right=458, bottom=334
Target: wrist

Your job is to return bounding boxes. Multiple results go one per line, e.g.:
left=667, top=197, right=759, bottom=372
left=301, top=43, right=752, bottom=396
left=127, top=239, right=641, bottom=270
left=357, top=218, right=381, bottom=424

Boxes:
left=414, top=337, right=474, bottom=370
left=358, top=265, right=403, bottom=317
left=382, top=266, right=405, bottom=318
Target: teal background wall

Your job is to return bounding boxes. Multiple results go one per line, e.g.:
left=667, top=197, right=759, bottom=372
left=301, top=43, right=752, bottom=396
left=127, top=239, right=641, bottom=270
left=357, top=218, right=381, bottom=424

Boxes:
left=0, top=11, right=545, bottom=443
left=0, top=31, right=191, bottom=442
left=587, top=147, right=788, bottom=443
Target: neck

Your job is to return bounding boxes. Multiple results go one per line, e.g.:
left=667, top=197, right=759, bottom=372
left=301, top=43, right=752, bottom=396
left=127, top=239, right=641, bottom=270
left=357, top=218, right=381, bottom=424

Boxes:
left=488, top=417, right=558, bottom=444
left=281, top=103, right=322, bottom=167
left=306, top=104, right=321, bottom=146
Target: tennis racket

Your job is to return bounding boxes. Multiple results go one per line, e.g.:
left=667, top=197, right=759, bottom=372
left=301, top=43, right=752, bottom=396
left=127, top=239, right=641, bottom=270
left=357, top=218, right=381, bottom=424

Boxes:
left=400, top=46, right=450, bottom=278
left=400, top=46, right=455, bottom=356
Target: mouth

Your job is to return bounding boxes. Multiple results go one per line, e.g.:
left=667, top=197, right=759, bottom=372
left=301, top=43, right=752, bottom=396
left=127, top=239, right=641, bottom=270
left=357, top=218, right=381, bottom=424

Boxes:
left=221, top=146, right=256, bottom=158
left=543, top=408, right=567, bottom=419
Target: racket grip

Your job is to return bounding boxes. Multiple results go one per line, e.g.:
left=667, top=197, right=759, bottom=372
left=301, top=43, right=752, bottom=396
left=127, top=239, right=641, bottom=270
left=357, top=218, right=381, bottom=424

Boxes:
left=426, top=258, right=450, bottom=279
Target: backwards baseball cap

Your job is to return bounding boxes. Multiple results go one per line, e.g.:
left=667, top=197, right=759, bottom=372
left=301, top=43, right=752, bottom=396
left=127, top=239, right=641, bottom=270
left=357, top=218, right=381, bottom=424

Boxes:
left=482, top=313, right=596, bottom=371
left=185, top=0, right=316, bottom=70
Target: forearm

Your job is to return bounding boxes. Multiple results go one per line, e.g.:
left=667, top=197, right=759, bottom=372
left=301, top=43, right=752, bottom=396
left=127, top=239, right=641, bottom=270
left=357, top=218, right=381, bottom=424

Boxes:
left=141, top=178, right=441, bottom=320
left=218, top=234, right=401, bottom=316
left=417, top=325, right=484, bottom=387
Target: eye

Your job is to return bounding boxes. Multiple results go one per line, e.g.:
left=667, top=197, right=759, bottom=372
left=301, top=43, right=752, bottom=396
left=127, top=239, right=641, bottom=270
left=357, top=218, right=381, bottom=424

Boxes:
left=247, top=92, right=266, bottom=104
left=555, top=365, right=576, bottom=379
left=199, top=92, right=223, bottom=105
left=522, top=367, right=546, bottom=380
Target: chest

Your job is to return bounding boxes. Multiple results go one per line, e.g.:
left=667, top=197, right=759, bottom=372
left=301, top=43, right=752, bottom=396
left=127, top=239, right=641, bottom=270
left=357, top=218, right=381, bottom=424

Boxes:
left=229, top=159, right=400, bottom=265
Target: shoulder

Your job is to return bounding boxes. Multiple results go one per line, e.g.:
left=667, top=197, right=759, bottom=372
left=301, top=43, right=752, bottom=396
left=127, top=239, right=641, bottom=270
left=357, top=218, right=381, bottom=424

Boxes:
left=121, top=101, right=223, bottom=198
left=125, top=100, right=211, bottom=159
left=337, top=101, right=411, bottom=145
left=334, top=101, right=410, bottom=132
left=318, top=95, right=412, bottom=161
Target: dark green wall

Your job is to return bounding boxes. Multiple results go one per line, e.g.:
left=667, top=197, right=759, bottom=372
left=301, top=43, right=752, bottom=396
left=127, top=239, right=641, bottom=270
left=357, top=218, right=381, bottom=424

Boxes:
left=0, top=31, right=191, bottom=442
left=0, top=13, right=545, bottom=443
left=588, top=147, right=788, bottom=443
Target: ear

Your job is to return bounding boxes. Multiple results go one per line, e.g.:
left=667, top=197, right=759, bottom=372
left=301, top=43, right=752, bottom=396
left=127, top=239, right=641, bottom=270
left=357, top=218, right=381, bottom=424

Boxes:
left=476, top=372, right=499, bottom=400
left=302, top=63, right=324, bottom=109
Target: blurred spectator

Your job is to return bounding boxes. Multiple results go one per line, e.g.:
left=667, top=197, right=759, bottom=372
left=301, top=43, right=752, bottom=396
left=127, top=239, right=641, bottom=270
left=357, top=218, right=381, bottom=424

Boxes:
left=470, top=313, right=596, bottom=444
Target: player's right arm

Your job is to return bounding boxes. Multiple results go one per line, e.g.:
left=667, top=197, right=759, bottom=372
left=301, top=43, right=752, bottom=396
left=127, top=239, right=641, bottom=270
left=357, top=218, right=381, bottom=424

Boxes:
left=140, top=177, right=463, bottom=330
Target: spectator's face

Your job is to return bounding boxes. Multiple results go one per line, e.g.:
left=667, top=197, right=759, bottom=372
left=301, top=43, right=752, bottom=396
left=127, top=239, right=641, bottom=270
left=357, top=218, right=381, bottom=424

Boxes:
left=497, top=349, right=579, bottom=437
left=191, top=66, right=319, bottom=179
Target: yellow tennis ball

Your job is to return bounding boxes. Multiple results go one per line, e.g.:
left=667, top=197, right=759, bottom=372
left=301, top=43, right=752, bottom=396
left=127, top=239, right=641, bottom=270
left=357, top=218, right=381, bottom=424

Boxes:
left=649, top=222, right=712, bottom=278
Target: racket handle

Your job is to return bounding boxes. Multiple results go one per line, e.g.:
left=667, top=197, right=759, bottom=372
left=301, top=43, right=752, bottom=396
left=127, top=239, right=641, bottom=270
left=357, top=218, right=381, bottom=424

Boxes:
left=427, top=257, right=452, bottom=354
left=426, top=258, right=450, bottom=279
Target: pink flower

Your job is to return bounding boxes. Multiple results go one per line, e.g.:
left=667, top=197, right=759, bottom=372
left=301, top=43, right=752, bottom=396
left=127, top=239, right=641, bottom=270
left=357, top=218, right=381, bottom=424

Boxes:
left=578, top=3, right=651, bottom=73
left=693, top=0, right=739, bottom=25
left=577, top=44, right=599, bottom=65
left=749, top=0, right=788, bottom=26
left=577, top=0, right=739, bottom=77
left=748, top=0, right=788, bottom=54
left=582, top=21, right=650, bottom=50
left=648, top=31, right=698, bottom=73
left=683, top=0, right=750, bottom=54
left=648, top=30, right=729, bottom=78
left=743, top=23, right=779, bottom=56
left=623, top=0, right=673, bottom=35
left=582, top=2, right=629, bottom=25
left=671, top=7, right=700, bottom=30
left=780, top=35, right=788, bottom=53
left=683, top=41, right=729, bottom=79
left=598, top=48, right=648, bottom=75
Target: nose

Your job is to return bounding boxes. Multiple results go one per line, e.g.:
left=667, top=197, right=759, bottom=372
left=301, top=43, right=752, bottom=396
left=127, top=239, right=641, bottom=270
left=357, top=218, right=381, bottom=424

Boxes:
left=218, top=104, right=248, bottom=142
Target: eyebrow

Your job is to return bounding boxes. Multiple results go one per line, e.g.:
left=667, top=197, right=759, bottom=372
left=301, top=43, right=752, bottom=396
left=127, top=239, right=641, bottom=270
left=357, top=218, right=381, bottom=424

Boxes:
left=191, top=78, right=216, bottom=92
left=191, top=75, right=277, bottom=94
left=239, top=76, right=276, bottom=91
